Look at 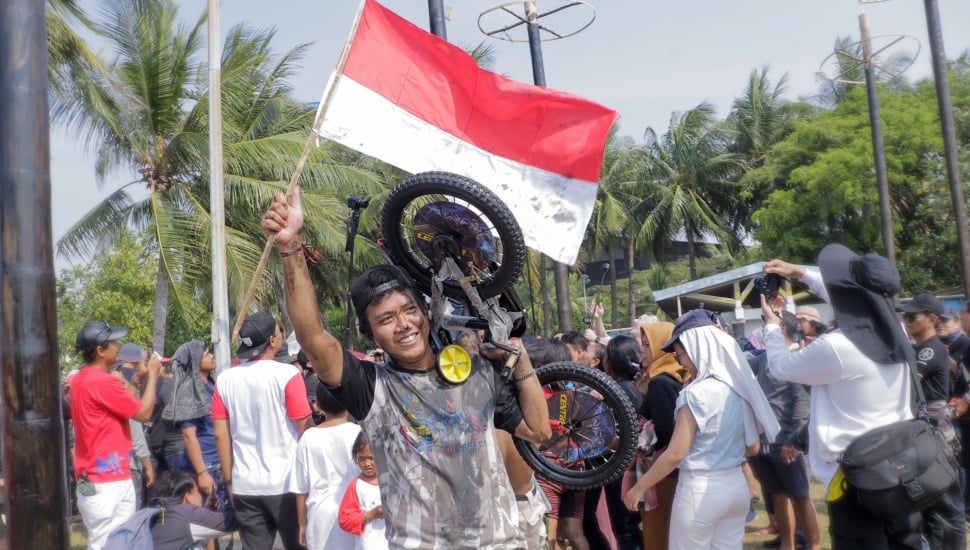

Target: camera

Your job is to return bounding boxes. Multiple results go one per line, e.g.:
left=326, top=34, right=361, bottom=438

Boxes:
left=347, top=196, right=370, bottom=210
left=754, top=274, right=782, bottom=300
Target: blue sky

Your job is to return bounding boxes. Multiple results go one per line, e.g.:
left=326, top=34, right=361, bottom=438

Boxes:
left=50, top=0, right=970, bottom=261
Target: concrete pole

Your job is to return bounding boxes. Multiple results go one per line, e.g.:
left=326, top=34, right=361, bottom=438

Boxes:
left=208, top=0, right=232, bottom=378
left=859, top=13, right=896, bottom=264
left=0, top=0, right=70, bottom=546
left=922, top=0, right=970, bottom=299
left=524, top=1, right=573, bottom=332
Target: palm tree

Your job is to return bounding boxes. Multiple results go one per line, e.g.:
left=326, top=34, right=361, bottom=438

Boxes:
left=584, top=128, right=636, bottom=327
left=729, top=67, right=791, bottom=167
left=630, top=102, right=744, bottom=281
left=52, top=0, right=379, bottom=352
left=727, top=67, right=807, bottom=242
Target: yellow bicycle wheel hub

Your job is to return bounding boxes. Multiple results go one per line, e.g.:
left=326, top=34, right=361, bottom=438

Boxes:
left=437, top=344, right=472, bottom=384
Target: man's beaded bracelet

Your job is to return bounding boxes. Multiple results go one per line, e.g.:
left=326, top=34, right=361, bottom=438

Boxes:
left=513, top=369, right=537, bottom=382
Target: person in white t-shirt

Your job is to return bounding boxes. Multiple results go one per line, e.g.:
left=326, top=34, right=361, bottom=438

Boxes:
left=212, top=311, right=313, bottom=550
left=294, top=384, right=362, bottom=549
left=339, top=433, right=388, bottom=550
left=760, top=245, right=918, bottom=548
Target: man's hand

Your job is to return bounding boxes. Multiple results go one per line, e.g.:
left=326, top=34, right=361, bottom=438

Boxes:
left=763, top=259, right=805, bottom=279
left=760, top=294, right=783, bottom=327
left=197, top=470, right=216, bottom=496
left=145, top=352, right=163, bottom=378
left=261, top=189, right=305, bottom=250
left=590, top=301, right=604, bottom=321
left=143, top=460, right=156, bottom=488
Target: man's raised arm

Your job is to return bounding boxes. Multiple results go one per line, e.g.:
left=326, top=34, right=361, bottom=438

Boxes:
left=262, top=189, right=344, bottom=386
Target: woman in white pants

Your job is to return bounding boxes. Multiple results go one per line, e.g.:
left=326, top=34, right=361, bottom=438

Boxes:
left=624, top=309, right=778, bottom=549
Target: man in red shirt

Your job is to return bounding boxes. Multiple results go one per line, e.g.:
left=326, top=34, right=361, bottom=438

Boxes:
left=70, top=321, right=161, bottom=549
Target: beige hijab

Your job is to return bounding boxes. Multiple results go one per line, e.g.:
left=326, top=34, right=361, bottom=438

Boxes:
left=641, top=322, right=690, bottom=384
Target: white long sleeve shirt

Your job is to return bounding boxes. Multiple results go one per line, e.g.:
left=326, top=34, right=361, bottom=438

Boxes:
left=765, top=269, right=912, bottom=485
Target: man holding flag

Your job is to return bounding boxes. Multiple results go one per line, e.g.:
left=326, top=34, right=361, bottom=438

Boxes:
left=260, top=1, right=616, bottom=546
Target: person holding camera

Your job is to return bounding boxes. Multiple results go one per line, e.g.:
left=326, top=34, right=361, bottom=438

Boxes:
left=760, top=245, right=919, bottom=548
left=747, top=311, right=819, bottom=550
left=71, top=321, right=163, bottom=550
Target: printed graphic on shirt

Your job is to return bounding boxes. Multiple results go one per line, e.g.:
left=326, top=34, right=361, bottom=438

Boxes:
left=918, top=347, right=935, bottom=362
left=96, top=452, right=126, bottom=476
left=399, top=392, right=490, bottom=460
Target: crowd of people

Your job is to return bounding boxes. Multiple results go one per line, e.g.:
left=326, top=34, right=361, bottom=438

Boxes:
left=61, top=188, right=970, bottom=550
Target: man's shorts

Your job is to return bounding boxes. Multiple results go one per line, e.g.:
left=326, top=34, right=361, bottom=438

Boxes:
left=749, top=447, right=810, bottom=499
left=537, top=477, right=585, bottom=520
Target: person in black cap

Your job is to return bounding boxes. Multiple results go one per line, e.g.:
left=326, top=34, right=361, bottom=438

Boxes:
left=898, top=293, right=966, bottom=549
left=70, top=321, right=162, bottom=549
left=211, top=311, right=313, bottom=550
left=760, top=245, right=921, bottom=549
left=261, top=189, right=550, bottom=549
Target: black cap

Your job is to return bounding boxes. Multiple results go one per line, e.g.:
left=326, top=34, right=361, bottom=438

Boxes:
left=897, top=292, right=943, bottom=316
left=350, top=265, right=417, bottom=325
left=661, top=309, right=718, bottom=352
left=940, top=307, right=958, bottom=321
left=76, top=321, right=129, bottom=353
left=237, top=312, right=277, bottom=359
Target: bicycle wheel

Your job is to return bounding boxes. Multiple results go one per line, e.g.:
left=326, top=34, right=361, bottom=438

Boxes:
left=514, top=361, right=639, bottom=490
left=381, top=171, right=527, bottom=300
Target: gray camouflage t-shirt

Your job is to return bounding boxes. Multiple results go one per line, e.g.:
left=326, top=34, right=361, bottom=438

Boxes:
left=331, top=352, right=525, bottom=549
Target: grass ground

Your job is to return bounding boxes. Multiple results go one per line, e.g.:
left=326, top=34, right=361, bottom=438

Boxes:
left=69, top=483, right=834, bottom=550
left=743, top=479, right=831, bottom=549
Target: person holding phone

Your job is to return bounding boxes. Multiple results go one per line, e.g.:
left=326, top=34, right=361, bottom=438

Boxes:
left=70, top=321, right=162, bottom=550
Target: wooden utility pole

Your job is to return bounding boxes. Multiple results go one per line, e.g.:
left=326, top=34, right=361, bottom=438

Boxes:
left=0, top=0, right=71, bottom=547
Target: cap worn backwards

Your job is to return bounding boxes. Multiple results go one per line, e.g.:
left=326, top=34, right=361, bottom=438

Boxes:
left=350, top=264, right=417, bottom=325
left=236, top=311, right=277, bottom=359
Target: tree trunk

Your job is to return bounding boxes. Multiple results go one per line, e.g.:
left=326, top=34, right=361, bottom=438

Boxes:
left=153, top=251, right=170, bottom=354
left=0, top=0, right=71, bottom=545
left=686, top=223, right=698, bottom=281
left=540, top=255, right=551, bottom=337
left=554, top=260, right=573, bottom=332
left=627, top=237, right=636, bottom=326
left=609, top=237, right=619, bottom=329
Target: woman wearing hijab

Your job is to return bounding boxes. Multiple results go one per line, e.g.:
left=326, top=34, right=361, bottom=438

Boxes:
left=636, top=321, right=690, bottom=550
left=624, top=309, right=779, bottom=550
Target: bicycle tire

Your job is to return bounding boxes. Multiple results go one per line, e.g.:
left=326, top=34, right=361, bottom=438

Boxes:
left=514, top=361, right=639, bottom=490
left=381, top=171, right=527, bottom=300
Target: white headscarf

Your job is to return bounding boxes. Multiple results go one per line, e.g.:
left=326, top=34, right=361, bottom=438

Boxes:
left=680, top=325, right=779, bottom=446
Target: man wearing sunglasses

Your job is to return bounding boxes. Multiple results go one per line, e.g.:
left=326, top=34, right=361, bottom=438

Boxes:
left=70, top=321, right=162, bottom=549
left=898, top=293, right=967, bottom=549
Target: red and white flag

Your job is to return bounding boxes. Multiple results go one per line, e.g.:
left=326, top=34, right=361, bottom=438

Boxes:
left=316, top=0, right=619, bottom=265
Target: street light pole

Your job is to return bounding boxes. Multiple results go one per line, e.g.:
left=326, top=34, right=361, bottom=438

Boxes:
left=859, top=13, right=895, bottom=264
left=208, top=0, right=232, bottom=379
left=428, top=0, right=447, bottom=39
left=922, top=0, right=970, bottom=300
left=523, top=1, right=573, bottom=332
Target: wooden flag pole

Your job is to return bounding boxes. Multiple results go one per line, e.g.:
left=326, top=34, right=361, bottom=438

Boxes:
left=231, top=0, right=368, bottom=341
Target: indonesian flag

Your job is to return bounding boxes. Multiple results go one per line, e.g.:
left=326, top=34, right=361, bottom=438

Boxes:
left=316, top=0, right=619, bottom=265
